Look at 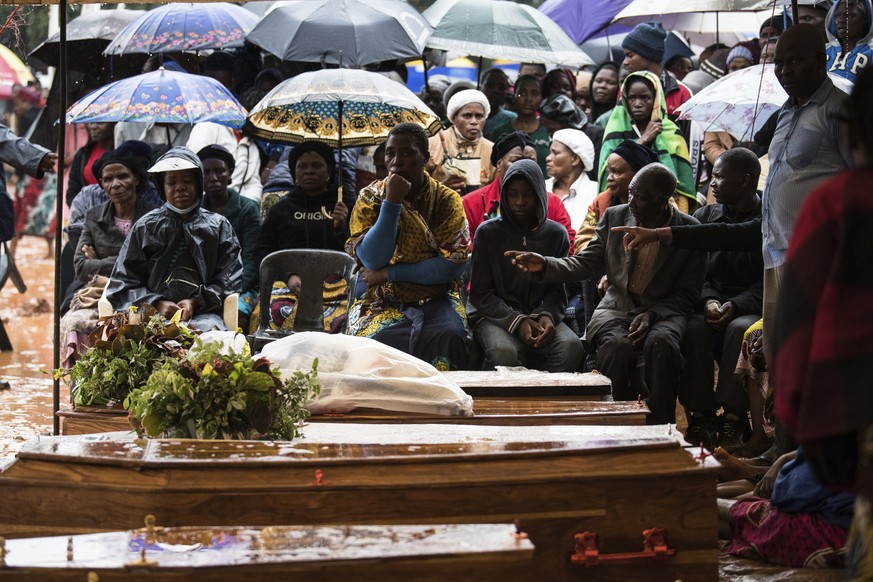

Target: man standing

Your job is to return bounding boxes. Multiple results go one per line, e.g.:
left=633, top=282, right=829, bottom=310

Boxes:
left=507, top=164, right=705, bottom=424
left=762, top=23, right=852, bottom=357
left=681, top=149, right=764, bottom=450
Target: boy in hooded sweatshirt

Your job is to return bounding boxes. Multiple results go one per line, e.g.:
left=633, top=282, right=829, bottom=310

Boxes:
left=826, top=0, right=873, bottom=83
left=467, top=159, right=584, bottom=372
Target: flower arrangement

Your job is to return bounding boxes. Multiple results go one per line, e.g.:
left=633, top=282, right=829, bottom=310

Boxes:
left=125, top=340, right=320, bottom=440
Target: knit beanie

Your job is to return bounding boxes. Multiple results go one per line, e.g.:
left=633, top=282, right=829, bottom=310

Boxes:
left=700, top=48, right=731, bottom=79
left=622, top=22, right=667, bottom=64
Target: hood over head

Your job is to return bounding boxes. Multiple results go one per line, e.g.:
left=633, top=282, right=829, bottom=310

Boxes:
left=500, top=159, right=548, bottom=230
left=148, top=146, right=204, bottom=201
left=826, top=0, right=873, bottom=45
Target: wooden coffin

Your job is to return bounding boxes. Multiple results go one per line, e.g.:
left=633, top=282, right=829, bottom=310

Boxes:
left=443, top=368, right=611, bottom=399
left=59, top=399, right=649, bottom=435
left=0, top=523, right=533, bottom=581
left=0, top=425, right=718, bottom=581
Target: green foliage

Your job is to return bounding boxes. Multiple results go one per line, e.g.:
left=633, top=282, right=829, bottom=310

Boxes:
left=56, top=307, right=197, bottom=407
left=124, top=339, right=320, bottom=441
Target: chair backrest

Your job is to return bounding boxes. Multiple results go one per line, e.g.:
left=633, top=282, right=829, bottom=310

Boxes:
left=255, top=249, right=356, bottom=334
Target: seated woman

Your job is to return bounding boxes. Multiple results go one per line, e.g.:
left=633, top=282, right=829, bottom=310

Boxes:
left=245, top=141, right=355, bottom=334
left=598, top=71, right=696, bottom=213
left=347, top=122, right=469, bottom=370
left=59, top=150, right=160, bottom=366
left=106, top=147, right=242, bottom=331
left=468, top=159, right=583, bottom=372
left=426, top=89, right=495, bottom=194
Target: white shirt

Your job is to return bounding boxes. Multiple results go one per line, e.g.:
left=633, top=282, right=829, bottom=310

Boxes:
left=545, top=173, right=598, bottom=232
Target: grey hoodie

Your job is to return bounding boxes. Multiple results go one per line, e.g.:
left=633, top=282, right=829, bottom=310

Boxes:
left=467, top=159, right=569, bottom=333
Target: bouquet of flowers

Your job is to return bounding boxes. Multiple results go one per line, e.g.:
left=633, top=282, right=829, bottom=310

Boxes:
left=124, top=339, right=320, bottom=440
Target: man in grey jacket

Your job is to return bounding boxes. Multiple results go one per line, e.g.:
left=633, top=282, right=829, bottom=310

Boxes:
left=0, top=123, right=57, bottom=244
left=506, top=164, right=706, bottom=425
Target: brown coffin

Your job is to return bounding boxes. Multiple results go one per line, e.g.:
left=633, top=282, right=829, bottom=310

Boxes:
left=0, top=523, right=533, bottom=581
left=59, top=399, right=649, bottom=435
left=0, top=424, right=718, bottom=581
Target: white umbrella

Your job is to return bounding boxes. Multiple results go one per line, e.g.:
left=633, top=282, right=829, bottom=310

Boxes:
left=613, top=0, right=773, bottom=19
left=423, top=0, right=593, bottom=67
left=614, top=10, right=774, bottom=34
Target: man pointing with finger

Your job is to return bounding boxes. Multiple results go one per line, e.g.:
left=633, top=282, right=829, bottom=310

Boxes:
left=506, top=163, right=705, bottom=424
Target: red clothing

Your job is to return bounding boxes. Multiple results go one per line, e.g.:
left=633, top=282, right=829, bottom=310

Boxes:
left=664, top=83, right=692, bottom=117
left=462, top=179, right=575, bottom=246
left=773, top=168, right=873, bottom=444
left=83, top=144, right=107, bottom=186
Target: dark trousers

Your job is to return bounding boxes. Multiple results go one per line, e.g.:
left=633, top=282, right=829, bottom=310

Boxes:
left=592, top=316, right=685, bottom=424
left=679, top=313, right=760, bottom=415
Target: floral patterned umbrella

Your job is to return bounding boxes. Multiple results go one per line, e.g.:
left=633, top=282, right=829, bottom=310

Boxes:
left=103, top=3, right=259, bottom=55
left=65, top=68, right=247, bottom=128
left=674, top=64, right=786, bottom=140
left=245, top=68, right=441, bottom=147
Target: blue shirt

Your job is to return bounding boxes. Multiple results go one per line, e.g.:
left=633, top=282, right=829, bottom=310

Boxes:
left=826, top=43, right=873, bottom=83
left=762, top=77, right=852, bottom=269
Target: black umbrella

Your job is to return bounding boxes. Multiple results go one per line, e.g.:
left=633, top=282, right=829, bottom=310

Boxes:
left=29, top=8, right=142, bottom=68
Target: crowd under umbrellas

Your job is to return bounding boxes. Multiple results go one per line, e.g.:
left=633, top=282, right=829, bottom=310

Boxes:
left=1, top=0, right=868, bottom=576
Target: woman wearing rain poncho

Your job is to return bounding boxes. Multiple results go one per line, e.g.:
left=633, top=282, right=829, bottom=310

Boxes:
left=598, top=71, right=696, bottom=213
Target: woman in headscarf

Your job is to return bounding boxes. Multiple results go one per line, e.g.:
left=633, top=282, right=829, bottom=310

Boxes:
left=544, top=129, right=597, bottom=233
left=539, top=94, right=604, bottom=182
left=106, top=147, right=242, bottom=331
left=484, top=75, right=551, bottom=172
left=426, top=89, right=495, bottom=194
left=348, top=123, right=469, bottom=370
left=541, top=68, right=577, bottom=101
left=245, top=141, right=355, bottom=334
left=598, top=71, right=696, bottom=213
left=60, top=150, right=160, bottom=366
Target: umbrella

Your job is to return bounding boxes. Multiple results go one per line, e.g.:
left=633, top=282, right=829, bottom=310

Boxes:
left=29, top=8, right=142, bottom=67
left=245, top=68, right=441, bottom=201
left=66, top=68, right=247, bottom=128
left=0, top=44, right=34, bottom=99
left=538, top=0, right=633, bottom=44
left=103, top=2, right=259, bottom=55
left=246, top=0, right=433, bottom=68
left=614, top=10, right=774, bottom=34
left=674, top=64, right=783, bottom=139
left=423, top=0, right=594, bottom=67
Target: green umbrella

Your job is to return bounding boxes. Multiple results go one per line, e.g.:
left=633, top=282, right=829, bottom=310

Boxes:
left=423, top=0, right=594, bottom=67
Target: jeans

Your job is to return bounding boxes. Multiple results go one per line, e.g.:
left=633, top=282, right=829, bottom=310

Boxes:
left=474, top=319, right=583, bottom=373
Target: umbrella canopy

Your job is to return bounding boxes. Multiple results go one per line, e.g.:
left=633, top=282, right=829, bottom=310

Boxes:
left=538, top=0, right=633, bottom=44
left=66, top=68, right=247, bottom=128
left=0, top=44, right=35, bottom=99
left=104, top=2, right=259, bottom=55
left=247, top=0, right=432, bottom=67
left=245, top=68, right=441, bottom=147
left=674, top=64, right=785, bottom=139
left=613, top=0, right=773, bottom=20
left=29, top=9, right=143, bottom=66
left=614, top=9, right=774, bottom=33
left=423, top=0, right=594, bottom=67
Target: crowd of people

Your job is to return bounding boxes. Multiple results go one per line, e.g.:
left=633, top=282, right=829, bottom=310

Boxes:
left=1, top=0, right=871, bottom=574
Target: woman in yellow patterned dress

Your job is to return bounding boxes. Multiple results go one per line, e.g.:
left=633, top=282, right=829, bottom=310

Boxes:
left=346, top=123, right=470, bottom=370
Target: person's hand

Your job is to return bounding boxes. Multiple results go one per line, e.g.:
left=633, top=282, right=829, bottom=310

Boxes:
left=754, top=451, right=796, bottom=498
left=627, top=311, right=655, bottom=347
left=534, top=315, right=556, bottom=348
left=156, top=300, right=181, bottom=319
left=359, top=267, right=388, bottom=286
left=38, top=152, right=58, bottom=174
left=177, top=298, right=199, bottom=321
left=504, top=251, right=545, bottom=273
left=442, top=175, right=467, bottom=193
left=287, top=273, right=302, bottom=295
left=81, top=244, right=97, bottom=260
left=704, top=300, right=722, bottom=322
left=332, top=200, right=349, bottom=229
left=708, top=301, right=735, bottom=331
left=384, top=173, right=412, bottom=204
left=611, top=226, right=659, bottom=252
left=597, top=274, right=609, bottom=297
left=638, top=121, right=662, bottom=146
left=517, top=317, right=545, bottom=346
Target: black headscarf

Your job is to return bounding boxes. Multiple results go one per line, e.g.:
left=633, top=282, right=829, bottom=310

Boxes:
left=92, top=150, right=149, bottom=194
left=287, top=141, right=337, bottom=185
left=490, top=131, right=536, bottom=166
left=612, top=139, right=661, bottom=172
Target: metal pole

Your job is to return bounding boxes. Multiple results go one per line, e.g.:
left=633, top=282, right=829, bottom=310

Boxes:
left=53, top=0, right=68, bottom=435
left=791, top=0, right=799, bottom=26
left=337, top=99, right=343, bottom=204
left=422, top=53, right=429, bottom=92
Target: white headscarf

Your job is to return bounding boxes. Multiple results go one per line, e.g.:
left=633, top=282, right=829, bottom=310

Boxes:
left=446, top=89, right=491, bottom=122
left=552, top=129, right=595, bottom=172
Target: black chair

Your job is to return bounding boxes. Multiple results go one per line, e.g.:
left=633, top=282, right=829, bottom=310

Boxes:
left=247, top=249, right=357, bottom=352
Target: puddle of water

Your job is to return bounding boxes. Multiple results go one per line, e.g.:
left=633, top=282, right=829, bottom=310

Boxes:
left=0, top=236, right=67, bottom=461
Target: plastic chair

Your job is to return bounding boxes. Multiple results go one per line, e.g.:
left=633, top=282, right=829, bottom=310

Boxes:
left=247, top=249, right=357, bottom=352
